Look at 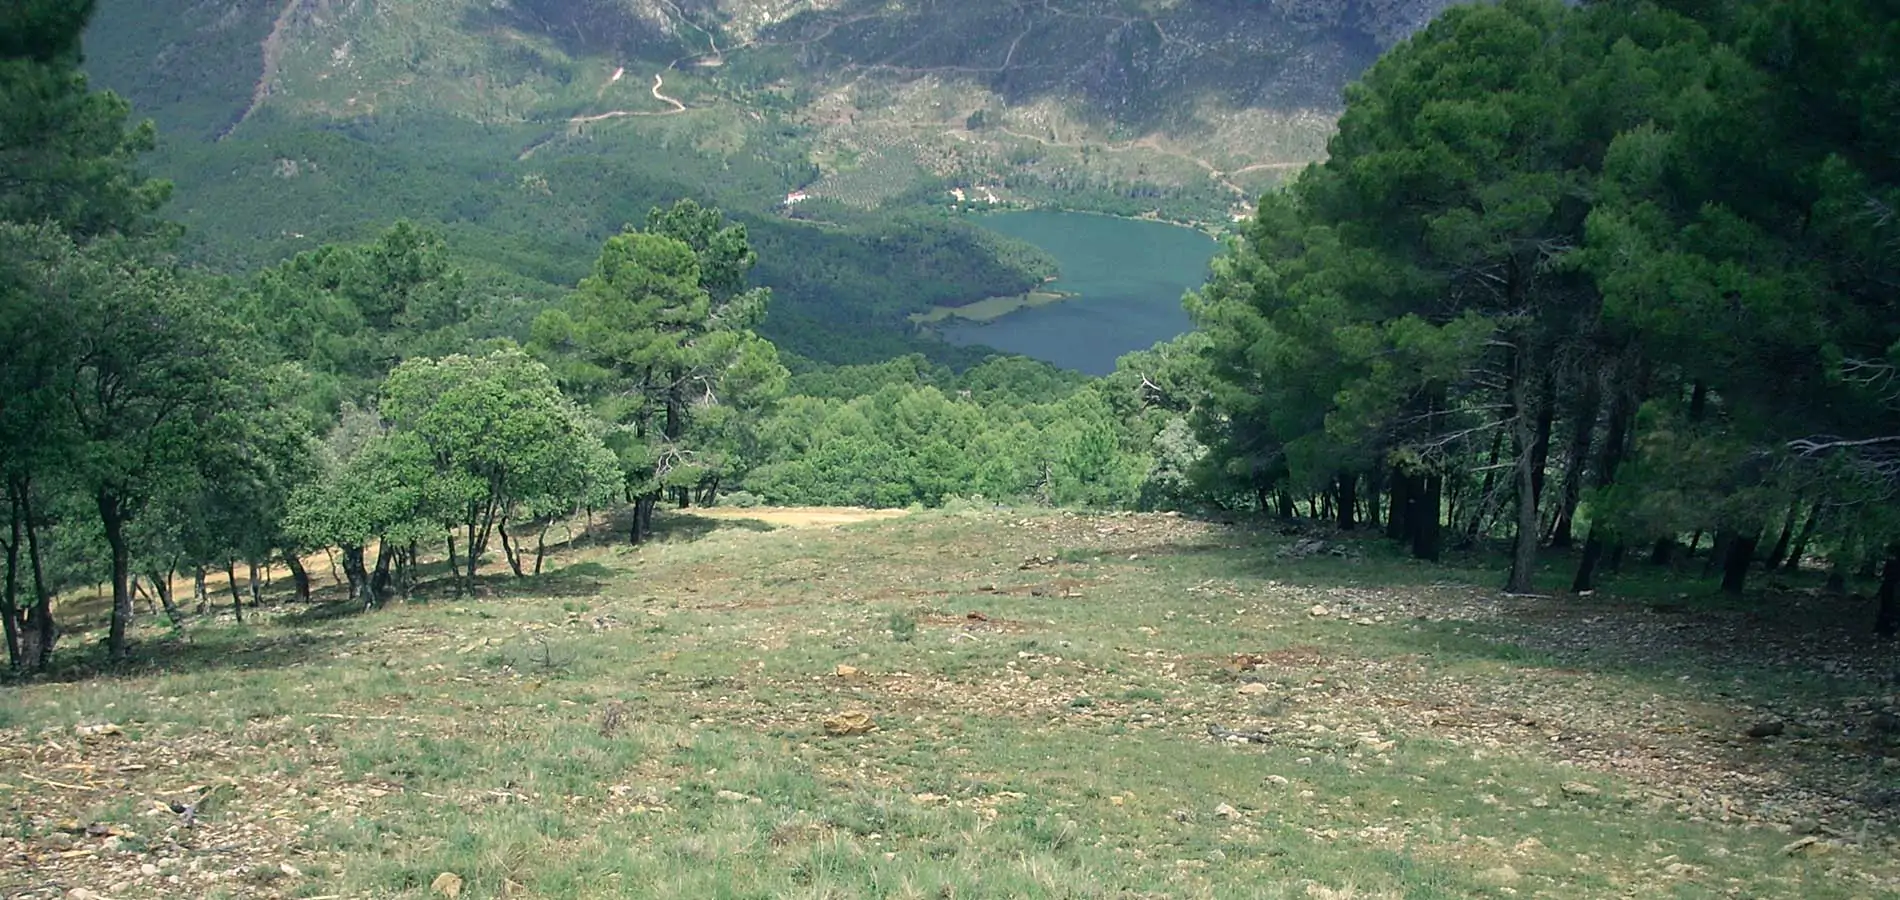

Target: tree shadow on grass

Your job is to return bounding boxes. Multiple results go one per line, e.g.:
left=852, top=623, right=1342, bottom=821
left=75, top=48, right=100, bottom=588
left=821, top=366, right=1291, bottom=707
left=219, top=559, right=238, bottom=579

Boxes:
left=8, top=625, right=347, bottom=686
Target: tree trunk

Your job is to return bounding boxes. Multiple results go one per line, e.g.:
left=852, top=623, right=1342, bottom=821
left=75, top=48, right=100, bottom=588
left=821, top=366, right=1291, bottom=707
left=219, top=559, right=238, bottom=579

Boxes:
left=631, top=495, right=658, bottom=545
left=1704, top=531, right=1732, bottom=579
left=1412, top=473, right=1443, bottom=562
left=1686, top=530, right=1703, bottom=558
left=284, top=551, right=311, bottom=603
left=146, top=569, right=181, bottom=621
left=193, top=567, right=208, bottom=614
left=1276, top=489, right=1294, bottom=520
left=464, top=514, right=481, bottom=595
left=1720, top=531, right=1759, bottom=595
left=1546, top=376, right=1599, bottom=549
left=1364, top=467, right=1382, bottom=530
left=325, top=548, right=341, bottom=585
left=1466, top=428, right=1507, bottom=544
left=21, top=488, right=55, bottom=671
left=3, top=484, right=22, bottom=670
left=534, top=521, right=552, bottom=576
left=1572, top=383, right=1633, bottom=594
left=1528, top=374, right=1556, bottom=514
left=223, top=559, right=243, bottom=609
left=1504, top=356, right=1542, bottom=595
left=98, top=494, right=134, bottom=661
left=1760, top=503, right=1800, bottom=571
left=227, top=560, right=244, bottom=624
left=370, top=542, right=393, bottom=602
left=342, top=545, right=374, bottom=610
left=1335, top=471, right=1357, bottom=531
left=1782, top=505, right=1820, bottom=573
left=499, top=519, right=526, bottom=577
left=1650, top=538, right=1675, bottom=567
left=1874, top=548, right=1900, bottom=637
left=1386, top=466, right=1409, bottom=541
left=246, top=561, right=263, bottom=611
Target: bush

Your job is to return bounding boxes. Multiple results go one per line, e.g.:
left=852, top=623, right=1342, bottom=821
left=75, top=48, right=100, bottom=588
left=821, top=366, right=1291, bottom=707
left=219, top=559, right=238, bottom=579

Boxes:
left=719, top=490, right=762, bottom=508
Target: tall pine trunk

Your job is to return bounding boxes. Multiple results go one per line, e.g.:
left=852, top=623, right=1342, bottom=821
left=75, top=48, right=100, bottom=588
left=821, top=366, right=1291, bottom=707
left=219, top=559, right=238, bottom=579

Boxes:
left=1760, top=503, right=1800, bottom=571
left=1875, top=547, right=1900, bottom=637
left=1465, top=429, right=1506, bottom=543
left=1335, top=472, right=1357, bottom=531
left=1504, top=350, right=1542, bottom=595
left=1364, top=467, right=1382, bottom=530
left=1720, top=531, right=1759, bottom=595
left=1546, top=375, right=1599, bottom=549
left=1385, top=465, right=1409, bottom=541
left=1573, top=378, right=1634, bottom=594
left=1411, top=472, right=1443, bottom=562
left=1782, top=505, right=1821, bottom=573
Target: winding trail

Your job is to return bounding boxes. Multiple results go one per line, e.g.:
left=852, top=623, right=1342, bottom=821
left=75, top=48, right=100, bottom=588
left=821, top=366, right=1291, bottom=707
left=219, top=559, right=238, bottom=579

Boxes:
left=568, top=72, right=686, bottom=123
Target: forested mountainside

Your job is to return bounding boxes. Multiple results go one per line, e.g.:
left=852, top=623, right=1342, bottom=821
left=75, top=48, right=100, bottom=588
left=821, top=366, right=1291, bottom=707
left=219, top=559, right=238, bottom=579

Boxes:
left=76, top=0, right=1454, bottom=362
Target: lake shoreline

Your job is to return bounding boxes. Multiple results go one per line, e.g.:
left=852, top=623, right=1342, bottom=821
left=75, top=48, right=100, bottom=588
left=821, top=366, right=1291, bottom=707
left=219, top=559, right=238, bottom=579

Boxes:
left=909, top=288, right=1078, bottom=326
left=924, top=209, right=1219, bottom=375
left=955, top=203, right=1240, bottom=241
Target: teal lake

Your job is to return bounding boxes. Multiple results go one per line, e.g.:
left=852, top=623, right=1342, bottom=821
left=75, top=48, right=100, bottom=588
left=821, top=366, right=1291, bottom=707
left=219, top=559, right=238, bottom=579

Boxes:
left=944, top=210, right=1220, bottom=375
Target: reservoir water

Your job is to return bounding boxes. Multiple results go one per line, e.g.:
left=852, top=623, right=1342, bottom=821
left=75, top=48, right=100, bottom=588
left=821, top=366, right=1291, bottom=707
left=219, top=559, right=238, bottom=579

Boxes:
left=943, top=210, right=1220, bottom=375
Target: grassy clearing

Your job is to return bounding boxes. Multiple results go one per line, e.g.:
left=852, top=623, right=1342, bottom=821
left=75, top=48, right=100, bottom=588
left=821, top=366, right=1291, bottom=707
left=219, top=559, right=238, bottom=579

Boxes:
left=4, top=509, right=1898, bottom=898
left=908, top=290, right=1077, bottom=325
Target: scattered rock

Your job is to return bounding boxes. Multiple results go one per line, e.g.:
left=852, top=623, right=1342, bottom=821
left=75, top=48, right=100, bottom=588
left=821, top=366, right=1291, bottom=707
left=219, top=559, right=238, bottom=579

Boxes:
left=73, top=723, right=123, bottom=738
left=1561, top=781, right=1601, bottom=798
left=834, top=664, right=860, bottom=678
left=1479, top=865, right=1522, bottom=886
left=40, top=832, right=75, bottom=851
left=1280, top=538, right=1348, bottom=559
left=823, top=710, right=877, bottom=736
left=1238, top=682, right=1271, bottom=696
left=1780, top=835, right=1826, bottom=856
left=1309, top=604, right=1331, bottom=618
left=1745, top=720, right=1785, bottom=739
left=140, top=864, right=159, bottom=876
left=716, top=789, right=753, bottom=802
left=1266, top=774, right=1290, bottom=786
left=431, top=872, right=465, bottom=898
left=1214, top=802, right=1241, bottom=820
left=911, top=792, right=950, bottom=805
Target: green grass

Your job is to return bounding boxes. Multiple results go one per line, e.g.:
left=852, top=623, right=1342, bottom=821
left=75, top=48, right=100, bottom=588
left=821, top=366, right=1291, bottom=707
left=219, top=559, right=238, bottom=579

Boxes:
left=4, top=508, right=1897, bottom=898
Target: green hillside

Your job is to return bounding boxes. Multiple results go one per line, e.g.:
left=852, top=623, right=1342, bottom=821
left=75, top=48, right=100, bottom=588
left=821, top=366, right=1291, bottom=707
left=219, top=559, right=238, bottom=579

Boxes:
left=76, top=0, right=1446, bottom=362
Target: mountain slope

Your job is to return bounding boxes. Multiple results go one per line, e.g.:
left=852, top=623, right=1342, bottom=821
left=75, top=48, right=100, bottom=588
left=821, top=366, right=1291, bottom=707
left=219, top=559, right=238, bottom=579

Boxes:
left=79, top=0, right=1457, bottom=364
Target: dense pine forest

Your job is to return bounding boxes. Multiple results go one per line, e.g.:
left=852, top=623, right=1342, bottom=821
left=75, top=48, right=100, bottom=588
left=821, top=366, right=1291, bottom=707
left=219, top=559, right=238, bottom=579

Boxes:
left=5, top=0, right=1900, bottom=677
